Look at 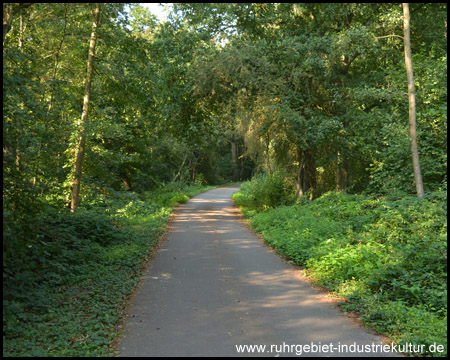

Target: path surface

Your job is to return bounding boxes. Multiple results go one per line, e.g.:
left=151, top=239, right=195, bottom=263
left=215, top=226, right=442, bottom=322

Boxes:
left=117, top=185, right=396, bottom=357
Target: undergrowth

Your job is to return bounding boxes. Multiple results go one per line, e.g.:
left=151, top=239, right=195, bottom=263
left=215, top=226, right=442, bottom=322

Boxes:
left=233, top=177, right=447, bottom=357
left=3, top=183, right=214, bottom=356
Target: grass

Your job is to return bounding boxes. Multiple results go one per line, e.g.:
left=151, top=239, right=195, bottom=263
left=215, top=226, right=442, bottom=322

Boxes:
left=3, top=183, right=217, bottom=357
left=233, top=180, right=447, bottom=357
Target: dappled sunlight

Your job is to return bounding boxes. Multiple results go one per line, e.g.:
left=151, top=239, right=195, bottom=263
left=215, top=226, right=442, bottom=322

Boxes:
left=169, top=195, right=242, bottom=238
left=189, top=198, right=230, bottom=204
left=225, top=238, right=261, bottom=249
left=164, top=188, right=382, bottom=346
left=117, top=186, right=402, bottom=357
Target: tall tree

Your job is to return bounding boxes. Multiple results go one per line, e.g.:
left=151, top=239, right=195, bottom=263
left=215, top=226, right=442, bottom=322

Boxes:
left=402, top=3, right=424, bottom=198
left=3, top=3, right=32, bottom=45
left=70, top=3, right=100, bottom=211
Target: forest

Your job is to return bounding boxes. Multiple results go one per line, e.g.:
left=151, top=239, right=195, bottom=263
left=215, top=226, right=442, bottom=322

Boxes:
left=3, top=3, right=447, bottom=357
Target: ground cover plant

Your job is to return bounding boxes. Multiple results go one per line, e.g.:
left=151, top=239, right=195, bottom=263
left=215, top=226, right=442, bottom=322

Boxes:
left=3, top=183, right=214, bottom=357
left=233, top=177, right=447, bottom=357
left=3, top=2, right=446, bottom=357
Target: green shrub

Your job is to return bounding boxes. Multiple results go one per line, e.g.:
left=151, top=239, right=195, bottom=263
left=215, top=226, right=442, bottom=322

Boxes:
left=233, top=171, right=296, bottom=210
left=234, top=182, right=447, bottom=356
left=3, top=183, right=214, bottom=356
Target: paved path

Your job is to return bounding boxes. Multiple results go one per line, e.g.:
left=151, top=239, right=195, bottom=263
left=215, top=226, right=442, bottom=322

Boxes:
left=117, top=185, right=396, bottom=357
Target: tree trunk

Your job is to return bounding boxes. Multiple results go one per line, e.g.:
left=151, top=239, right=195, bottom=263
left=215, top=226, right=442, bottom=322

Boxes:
left=337, top=151, right=348, bottom=191
left=265, top=135, right=272, bottom=176
left=402, top=3, right=424, bottom=198
left=296, top=149, right=316, bottom=199
left=3, top=3, right=32, bottom=46
left=3, top=3, right=14, bottom=46
left=18, top=7, right=24, bottom=49
left=302, top=150, right=316, bottom=200
left=48, top=4, right=68, bottom=113
left=120, top=170, right=132, bottom=191
left=231, top=135, right=238, bottom=181
left=296, top=149, right=305, bottom=198
left=171, top=153, right=188, bottom=183
left=70, top=4, right=100, bottom=211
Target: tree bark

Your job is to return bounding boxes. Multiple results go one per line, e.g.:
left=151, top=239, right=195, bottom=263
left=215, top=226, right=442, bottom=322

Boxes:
left=18, top=7, right=24, bottom=49
left=48, top=4, right=68, bottom=113
left=231, top=135, right=239, bottom=181
left=296, top=149, right=305, bottom=198
left=296, top=149, right=316, bottom=199
left=3, top=3, right=32, bottom=46
left=305, top=151, right=317, bottom=200
left=402, top=3, right=424, bottom=198
left=337, top=151, right=348, bottom=191
left=265, top=135, right=272, bottom=176
left=120, top=170, right=132, bottom=191
left=171, top=153, right=188, bottom=183
left=71, top=4, right=100, bottom=211
left=3, top=3, right=14, bottom=46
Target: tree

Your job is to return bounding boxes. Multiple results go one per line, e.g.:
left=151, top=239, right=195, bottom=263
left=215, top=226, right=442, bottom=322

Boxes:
left=402, top=3, right=424, bottom=198
left=3, top=3, right=32, bottom=45
left=70, top=3, right=100, bottom=211
left=2, top=2, right=445, bottom=218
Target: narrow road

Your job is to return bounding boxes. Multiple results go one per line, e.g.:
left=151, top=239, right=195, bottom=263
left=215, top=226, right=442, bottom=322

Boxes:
left=117, top=185, right=396, bottom=357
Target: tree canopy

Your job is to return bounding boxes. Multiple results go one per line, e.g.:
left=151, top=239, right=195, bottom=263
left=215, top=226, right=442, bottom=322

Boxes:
left=3, top=3, right=446, bottom=214
left=3, top=3, right=447, bottom=357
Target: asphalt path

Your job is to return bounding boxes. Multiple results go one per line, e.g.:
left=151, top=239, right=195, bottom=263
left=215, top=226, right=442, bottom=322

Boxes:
left=117, top=185, right=397, bottom=357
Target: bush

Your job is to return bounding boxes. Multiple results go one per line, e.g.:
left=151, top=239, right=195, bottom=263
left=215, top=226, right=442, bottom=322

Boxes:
left=3, top=183, right=214, bottom=356
left=235, top=171, right=296, bottom=210
left=234, top=183, right=447, bottom=356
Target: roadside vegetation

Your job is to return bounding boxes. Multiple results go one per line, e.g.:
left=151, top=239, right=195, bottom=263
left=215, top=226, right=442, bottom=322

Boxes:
left=233, top=175, right=447, bottom=357
left=3, top=183, right=214, bottom=356
left=4, top=3, right=446, bottom=357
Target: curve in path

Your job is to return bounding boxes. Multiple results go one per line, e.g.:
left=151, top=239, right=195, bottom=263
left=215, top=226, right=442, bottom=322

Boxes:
left=117, top=185, right=397, bottom=357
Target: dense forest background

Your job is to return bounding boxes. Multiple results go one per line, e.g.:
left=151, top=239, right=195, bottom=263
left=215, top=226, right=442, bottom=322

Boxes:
left=4, top=3, right=447, bottom=210
left=3, top=3, right=447, bottom=357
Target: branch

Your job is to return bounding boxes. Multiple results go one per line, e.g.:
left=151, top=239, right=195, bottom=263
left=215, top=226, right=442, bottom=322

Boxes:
left=374, top=34, right=404, bottom=40
left=346, top=52, right=360, bottom=68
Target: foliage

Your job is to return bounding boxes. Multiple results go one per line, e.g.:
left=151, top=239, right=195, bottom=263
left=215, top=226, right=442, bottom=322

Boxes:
left=235, top=171, right=297, bottom=211
left=233, top=184, right=447, bottom=356
left=3, top=3, right=446, bottom=210
left=180, top=3, right=447, bottom=198
left=3, top=184, right=214, bottom=357
left=3, top=2, right=447, bottom=357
